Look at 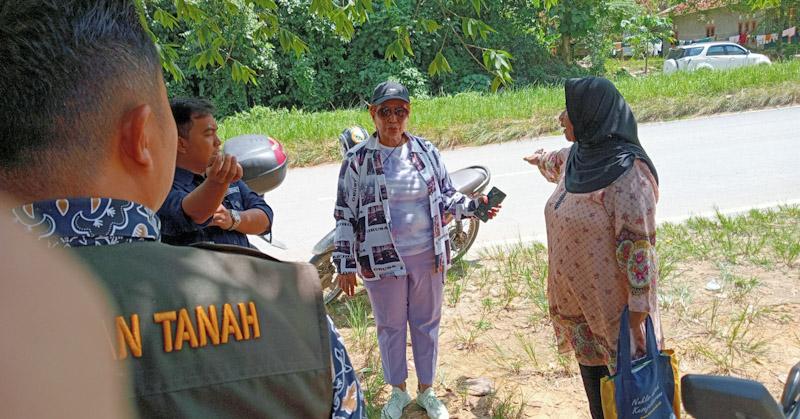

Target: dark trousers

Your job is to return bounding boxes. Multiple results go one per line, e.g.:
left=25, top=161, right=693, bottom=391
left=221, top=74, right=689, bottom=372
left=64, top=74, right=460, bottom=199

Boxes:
left=579, top=363, right=611, bottom=419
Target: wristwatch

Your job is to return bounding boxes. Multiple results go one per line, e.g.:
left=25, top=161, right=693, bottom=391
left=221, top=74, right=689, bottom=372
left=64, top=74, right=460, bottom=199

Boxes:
left=227, top=209, right=242, bottom=231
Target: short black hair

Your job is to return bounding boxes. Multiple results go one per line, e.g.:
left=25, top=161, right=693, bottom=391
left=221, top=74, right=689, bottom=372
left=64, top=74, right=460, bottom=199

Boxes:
left=0, top=0, right=161, bottom=196
left=170, top=98, right=216, bottom=139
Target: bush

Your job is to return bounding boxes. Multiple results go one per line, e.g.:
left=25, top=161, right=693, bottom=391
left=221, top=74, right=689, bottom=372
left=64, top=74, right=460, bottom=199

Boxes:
left=453, top=74, right=493, bottom=93
left=355, top=59, right=431, bottom=101
left=162, top=0, right=591, bottom=116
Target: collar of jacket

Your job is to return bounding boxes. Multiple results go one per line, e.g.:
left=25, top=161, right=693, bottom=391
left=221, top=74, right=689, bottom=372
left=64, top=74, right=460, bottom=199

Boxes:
left=365, top=132, right=426, bottom=154
left=173, top=167, right=203, bottom=186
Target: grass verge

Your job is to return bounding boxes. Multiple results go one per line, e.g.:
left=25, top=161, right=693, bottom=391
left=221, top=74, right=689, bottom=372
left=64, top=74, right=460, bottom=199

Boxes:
left=219, top=60, right=800, bottom=167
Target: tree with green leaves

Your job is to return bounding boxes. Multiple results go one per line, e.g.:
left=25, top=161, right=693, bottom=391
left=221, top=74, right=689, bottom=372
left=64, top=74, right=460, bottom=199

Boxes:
left=747, top=0, right=800, bottom=58
left=543, top=0, right=599, bottom=64
left=621, top=12, right=673, bottom=73
left=135, top=0, right=547, bottom=92
left=587, top=0, right=646, bottom=73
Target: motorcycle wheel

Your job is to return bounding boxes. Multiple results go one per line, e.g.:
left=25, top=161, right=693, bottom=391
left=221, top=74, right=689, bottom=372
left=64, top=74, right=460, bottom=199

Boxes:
left=314, top=217, right=479, bottom=305
left=310, top=250, right=343, bottom=305
left=449, top=217, right=480, bottom=262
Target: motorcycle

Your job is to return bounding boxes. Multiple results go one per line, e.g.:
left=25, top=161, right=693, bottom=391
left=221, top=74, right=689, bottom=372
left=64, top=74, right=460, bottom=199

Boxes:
left=226, top=129, right=490, bottom=305
left=682, top=361, right=800, bottom=419
left=307, top=126, right=491, bottom=305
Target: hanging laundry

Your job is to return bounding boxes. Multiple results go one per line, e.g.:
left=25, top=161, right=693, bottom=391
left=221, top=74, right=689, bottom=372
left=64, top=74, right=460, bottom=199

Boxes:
left=756, top=34, right=766, bottom=45
left=729, top=35, right=739, bottom=42
left=782, top=27, right=796, bottom=38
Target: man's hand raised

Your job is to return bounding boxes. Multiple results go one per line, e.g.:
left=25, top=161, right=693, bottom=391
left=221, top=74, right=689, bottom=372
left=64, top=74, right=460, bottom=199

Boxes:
left=181, top=153, right=243, bottom=225
left=206, top=152, right=243, bottom=185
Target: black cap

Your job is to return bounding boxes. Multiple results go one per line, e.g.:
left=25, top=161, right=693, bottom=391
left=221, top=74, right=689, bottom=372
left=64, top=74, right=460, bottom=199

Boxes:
left=370, top=81, right=410, bottom=106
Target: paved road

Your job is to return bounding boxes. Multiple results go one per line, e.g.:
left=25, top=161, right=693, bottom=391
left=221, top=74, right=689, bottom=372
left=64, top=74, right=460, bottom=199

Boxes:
left=251, top=106, right=800, bottom=261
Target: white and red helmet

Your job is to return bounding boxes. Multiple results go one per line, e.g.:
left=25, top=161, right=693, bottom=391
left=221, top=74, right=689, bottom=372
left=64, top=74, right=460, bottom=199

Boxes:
left=223, top=134, right=288, bottom=195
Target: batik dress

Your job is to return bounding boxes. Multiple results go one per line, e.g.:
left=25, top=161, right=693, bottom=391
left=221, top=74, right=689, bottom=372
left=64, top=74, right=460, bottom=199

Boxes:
left=537, top=147, right=662, bottom=372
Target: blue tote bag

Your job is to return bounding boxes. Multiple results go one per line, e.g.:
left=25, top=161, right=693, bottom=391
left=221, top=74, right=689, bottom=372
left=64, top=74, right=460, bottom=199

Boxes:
left=600, top=306, right=680, bottom=419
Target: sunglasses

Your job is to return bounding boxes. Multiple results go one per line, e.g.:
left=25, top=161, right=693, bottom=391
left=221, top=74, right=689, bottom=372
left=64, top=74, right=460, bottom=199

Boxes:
left=377, top=106, right=409, bottom=119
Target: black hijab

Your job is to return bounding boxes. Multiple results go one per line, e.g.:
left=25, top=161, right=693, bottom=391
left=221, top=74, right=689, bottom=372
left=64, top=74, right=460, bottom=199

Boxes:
left=564, top=77, right=658, bottom=193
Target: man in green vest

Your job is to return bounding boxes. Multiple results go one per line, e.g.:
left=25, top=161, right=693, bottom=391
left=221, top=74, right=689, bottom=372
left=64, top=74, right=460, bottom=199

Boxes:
left=0, top=1, right=363, bottom=417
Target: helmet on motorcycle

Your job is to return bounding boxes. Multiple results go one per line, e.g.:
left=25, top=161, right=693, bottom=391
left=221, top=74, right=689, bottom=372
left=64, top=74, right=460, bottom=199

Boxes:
left=338, top=126, right=370, bottom=156
left=223, top=134, right=288, bottom=195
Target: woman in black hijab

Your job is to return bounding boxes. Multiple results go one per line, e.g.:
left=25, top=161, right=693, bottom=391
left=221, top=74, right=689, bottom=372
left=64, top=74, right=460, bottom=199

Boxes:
left=562, top=76, right=658, bottom=193
left=525, top=77, right=664, bottom=419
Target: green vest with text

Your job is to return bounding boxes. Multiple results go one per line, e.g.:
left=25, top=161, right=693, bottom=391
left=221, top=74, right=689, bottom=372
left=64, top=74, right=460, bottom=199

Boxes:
left=73, top=241, right=333, bottom=418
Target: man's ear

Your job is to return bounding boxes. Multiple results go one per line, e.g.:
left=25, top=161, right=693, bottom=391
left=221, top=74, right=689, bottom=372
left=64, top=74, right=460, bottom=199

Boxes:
left=119, top=104, right=154, bottom=166
left=176, top=136, right=189, bottom=154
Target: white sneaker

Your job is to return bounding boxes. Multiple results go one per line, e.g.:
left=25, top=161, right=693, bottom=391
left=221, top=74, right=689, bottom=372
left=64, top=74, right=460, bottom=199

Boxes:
left=381, top=387, right=412, bottom=419
left=416, top=388, right=449, bottom=419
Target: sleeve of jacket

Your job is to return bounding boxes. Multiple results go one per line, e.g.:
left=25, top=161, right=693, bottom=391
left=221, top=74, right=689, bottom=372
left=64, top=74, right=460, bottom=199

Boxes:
left=332, top=156, right=359, bottom=274
left=605, top=162, right=660, bottom=315
left=157, top=186, right=212, bottom=236
left=429, top=142, right=478, bottom=221
left=327, top=315, right=365, bottom=417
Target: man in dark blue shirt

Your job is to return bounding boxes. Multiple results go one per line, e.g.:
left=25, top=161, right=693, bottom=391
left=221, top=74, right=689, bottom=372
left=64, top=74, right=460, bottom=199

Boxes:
left=158, top=98, right=273, bottom=247
left=1, top=2, right=363, bottom=417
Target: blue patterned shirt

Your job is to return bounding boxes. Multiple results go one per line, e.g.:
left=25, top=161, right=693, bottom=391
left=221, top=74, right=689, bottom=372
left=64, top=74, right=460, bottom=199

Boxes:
left=11, top=197, right=365, bottom=419
left=11, top=197, right=161, bottom=246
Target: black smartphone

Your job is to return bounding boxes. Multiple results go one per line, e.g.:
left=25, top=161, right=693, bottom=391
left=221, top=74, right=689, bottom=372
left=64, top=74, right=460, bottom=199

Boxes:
left=474, top=186, right=506, bottom=222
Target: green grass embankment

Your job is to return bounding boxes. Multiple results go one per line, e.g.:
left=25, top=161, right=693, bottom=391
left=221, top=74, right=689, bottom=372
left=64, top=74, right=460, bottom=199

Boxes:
left=219, top=60, right=800, bottom=167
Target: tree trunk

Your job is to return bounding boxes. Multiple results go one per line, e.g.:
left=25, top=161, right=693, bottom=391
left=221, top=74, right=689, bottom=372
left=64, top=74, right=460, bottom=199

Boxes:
left=644, top=54, right=649, bottom=74
left=245, top=82, right=254, bottom=108
left=561, top=35, right=573, bottom=64
left=777, top=0, right=786, bottom=57
left=190, top=75, right=200, bottom=97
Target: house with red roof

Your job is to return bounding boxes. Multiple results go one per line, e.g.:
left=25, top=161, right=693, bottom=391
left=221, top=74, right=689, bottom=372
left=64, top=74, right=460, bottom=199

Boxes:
left=662, top=1, right=765, bottom=43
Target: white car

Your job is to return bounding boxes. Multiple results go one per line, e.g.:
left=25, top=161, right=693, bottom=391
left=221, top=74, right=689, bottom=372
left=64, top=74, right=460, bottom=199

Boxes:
left=663, top=42, right=771, bottom=74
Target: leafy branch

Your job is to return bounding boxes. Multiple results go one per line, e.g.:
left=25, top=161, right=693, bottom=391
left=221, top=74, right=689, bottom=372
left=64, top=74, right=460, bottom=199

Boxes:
left=136, top=0, right=558, bottom=89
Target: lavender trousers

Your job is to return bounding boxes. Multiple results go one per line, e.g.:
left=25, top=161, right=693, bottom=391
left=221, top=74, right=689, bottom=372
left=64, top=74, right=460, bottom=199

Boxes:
left=363, top=251, right=444, bottom=386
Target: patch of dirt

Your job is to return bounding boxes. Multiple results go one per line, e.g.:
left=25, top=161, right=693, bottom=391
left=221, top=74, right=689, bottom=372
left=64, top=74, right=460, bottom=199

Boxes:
left=334, top=254, right=800, bottom=418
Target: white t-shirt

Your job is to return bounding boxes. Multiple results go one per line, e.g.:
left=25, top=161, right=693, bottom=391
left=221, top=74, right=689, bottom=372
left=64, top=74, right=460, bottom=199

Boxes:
left=379, top=142, right=434, bottom=257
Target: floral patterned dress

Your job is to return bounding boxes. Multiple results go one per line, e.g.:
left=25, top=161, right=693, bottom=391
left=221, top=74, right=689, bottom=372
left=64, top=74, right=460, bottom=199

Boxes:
left=537, top=147, right=662, bottom=372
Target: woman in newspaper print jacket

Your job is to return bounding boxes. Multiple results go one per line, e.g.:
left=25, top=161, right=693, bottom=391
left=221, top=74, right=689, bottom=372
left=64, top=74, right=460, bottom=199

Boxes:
left=332, top=81, right=499, bottom=419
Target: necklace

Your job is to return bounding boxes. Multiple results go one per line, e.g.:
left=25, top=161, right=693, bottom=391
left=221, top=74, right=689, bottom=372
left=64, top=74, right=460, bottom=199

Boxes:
left=381, top=140, right=404, bottom=161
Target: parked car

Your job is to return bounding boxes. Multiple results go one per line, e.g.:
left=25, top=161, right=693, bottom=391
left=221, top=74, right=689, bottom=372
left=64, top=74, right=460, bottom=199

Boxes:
left=663, top=41, right=771, bottom=74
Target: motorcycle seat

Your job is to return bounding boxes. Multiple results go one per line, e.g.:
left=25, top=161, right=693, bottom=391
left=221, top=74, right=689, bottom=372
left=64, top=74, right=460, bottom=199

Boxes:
left=449, top=166, right=490, bottom=195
